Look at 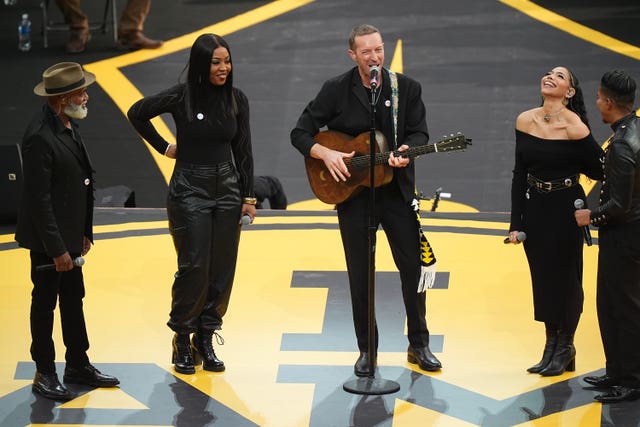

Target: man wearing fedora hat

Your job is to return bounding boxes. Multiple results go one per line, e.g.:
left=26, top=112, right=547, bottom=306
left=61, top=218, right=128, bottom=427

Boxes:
left=15, top=62, right=119, bottom=401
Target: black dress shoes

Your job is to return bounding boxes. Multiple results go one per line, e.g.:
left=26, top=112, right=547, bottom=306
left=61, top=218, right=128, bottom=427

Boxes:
left=407, top=346, right=442, bottom=372
left=32, top=372, right=73, bottom=401
left=594, top=386, right=640, bottom=403
left=64, top=364, right=120, bottom=387
left=583, top=374, right=620, bottom=388
left=354, top=352, right=371, bottom=377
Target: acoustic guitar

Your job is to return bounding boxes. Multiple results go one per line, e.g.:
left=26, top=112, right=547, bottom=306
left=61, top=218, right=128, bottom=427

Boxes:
left=305, top=130, right=471, bottom=204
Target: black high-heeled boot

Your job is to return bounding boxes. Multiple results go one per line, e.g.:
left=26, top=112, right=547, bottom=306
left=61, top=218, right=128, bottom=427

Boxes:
left=527, top=328, right=558, bottom=373
left=539, top=332, right=575, bottom=376
left=191, top=330, right=225, bottom=372
left=172, top=333, right=195, bottom=374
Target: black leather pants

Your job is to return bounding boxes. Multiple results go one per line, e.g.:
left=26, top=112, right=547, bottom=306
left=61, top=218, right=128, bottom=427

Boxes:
left=166, top=161, right=242, bottom=334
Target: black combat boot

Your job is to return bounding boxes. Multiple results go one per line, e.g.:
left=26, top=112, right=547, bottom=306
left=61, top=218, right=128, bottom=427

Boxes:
left=192, top=330, right=225, bottom=372
left=172, top=333, right=195, bottom=374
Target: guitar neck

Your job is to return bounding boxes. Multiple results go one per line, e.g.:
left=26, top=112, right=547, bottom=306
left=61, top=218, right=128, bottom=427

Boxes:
left=385, top=144, right=436, bottom=160
left=349, top=144, right=436, bottom=168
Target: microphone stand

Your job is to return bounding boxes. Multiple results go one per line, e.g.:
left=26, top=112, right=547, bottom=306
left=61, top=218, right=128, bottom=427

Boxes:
left=343, top=78, right=400, bottom=396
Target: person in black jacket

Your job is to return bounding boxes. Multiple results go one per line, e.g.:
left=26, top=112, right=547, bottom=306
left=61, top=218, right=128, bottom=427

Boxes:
left=291, top=24, right=441, bottom=376
left=575, top=69, right=640, bottom=403
left=15, top=62, right=119, bottom=401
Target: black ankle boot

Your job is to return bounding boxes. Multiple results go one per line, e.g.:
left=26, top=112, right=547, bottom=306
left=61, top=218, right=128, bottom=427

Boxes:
left=527, top=329, right=558, bottom=373
left=191, top=330, right=225, bottom=372
left=539, top=332, right=575, bottom=376
left=172, top=333, right=195, bottom=374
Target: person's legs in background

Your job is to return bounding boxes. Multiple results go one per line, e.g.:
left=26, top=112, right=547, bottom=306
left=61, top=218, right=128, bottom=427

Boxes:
left=54, top=0, right=90, bottom=53
left=117, top=0, right=163, bottom=50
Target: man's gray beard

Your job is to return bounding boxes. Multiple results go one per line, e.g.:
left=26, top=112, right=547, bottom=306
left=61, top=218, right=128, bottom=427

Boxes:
left=64, top=102, right=88, bottom=119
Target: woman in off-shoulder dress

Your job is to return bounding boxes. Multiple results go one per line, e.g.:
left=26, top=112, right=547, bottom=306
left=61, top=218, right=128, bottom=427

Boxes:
left=508, top=66, right=604, bottom=376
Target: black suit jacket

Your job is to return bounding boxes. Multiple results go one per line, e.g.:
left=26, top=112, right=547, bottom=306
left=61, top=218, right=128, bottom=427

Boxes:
left=15, top=105, right=94, bottom=258
left=291, top=66, right=429, bottom=203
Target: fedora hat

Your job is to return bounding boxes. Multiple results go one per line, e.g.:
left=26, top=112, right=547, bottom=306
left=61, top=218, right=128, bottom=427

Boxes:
left=33, top=62, right=96, bottom=97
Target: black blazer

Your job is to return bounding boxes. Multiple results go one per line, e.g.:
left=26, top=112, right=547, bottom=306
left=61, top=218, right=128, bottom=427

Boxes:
left=15, top=105, right=94, bottom=257
left=291, top=66, right=429, bottom=203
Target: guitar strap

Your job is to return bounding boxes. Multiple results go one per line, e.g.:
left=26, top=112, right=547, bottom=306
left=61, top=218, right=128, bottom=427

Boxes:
left=389, top=70, right=398, bottom=150
left=389, top=69, right=437, bottom=292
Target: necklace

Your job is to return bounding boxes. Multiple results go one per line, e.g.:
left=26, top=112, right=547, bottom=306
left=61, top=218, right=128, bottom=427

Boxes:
left=372, top=87, right=382, bottom=105
left=542, top=107, right=565, bottom=123
left=366, top=79, right=383, bottom=106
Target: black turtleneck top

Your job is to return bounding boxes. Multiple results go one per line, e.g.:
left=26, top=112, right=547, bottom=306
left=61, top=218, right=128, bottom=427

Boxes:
left=127, top=83, right=254, bottom=197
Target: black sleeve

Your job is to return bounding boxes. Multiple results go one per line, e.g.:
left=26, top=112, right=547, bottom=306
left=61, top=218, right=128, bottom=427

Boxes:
left=399, top=78, right=429, bottom=148
left=230, top=89, right=254, bottom=198
left=591, top=139, right=636, bottom=225
left=290, top=79, right=337, bottom=157
left=127, top=85, right=182, bottom=155
left=509, top=134, right=526, bottom=232
left=581, top=133, right=604, bottom=181
left=21, top=132, right=66, bottom=256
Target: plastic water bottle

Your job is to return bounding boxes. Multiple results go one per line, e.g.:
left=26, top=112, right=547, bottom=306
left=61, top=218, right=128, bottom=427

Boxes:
left=18, top=13, right=31, bottom=52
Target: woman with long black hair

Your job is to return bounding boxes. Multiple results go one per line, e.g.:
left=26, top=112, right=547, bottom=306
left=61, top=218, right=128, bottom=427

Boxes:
left=508, top=66, right=603, bottom=376
left=128, top=33, right=255, bottom=374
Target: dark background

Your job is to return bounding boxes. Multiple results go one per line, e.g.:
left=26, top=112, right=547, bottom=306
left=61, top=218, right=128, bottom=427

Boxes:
left=1, top=0, right=639, bottom=214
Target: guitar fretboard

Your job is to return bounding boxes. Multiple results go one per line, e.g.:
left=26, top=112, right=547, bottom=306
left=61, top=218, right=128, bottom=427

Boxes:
left=348, top=136, right=465, bottom=170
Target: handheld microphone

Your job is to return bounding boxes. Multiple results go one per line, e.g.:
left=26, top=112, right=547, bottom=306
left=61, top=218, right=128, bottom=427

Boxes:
left=369, top=66, right=379, bottom=88
left=36, top=256, right=85, bottom=272
left=574, top=199, right=592, bottom=246
left=239, top=214, right=252, bottom=226
left=504, top=231, right=527, bottom=244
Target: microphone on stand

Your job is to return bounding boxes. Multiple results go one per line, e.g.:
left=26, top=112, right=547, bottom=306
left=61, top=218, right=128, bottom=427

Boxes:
left=504, top=231, right=527, bottom=244
left=36, top=256, right=85, bottom=272
left=369, top=65, right=379, bottom=88
left=574, top=199, right=593, bottom=246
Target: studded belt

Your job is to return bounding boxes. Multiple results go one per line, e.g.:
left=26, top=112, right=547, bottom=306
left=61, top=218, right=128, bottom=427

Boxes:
left=527, top=173, right=580, bottom=193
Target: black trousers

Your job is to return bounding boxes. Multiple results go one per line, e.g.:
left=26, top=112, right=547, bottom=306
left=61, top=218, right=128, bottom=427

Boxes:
left=597, top=223, right=640, bottom=386
left=29, top=251, right=90, bottom=374
left=166, top=161, right=242, bottom=334
left=337, top=181, right=430, bottom=352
